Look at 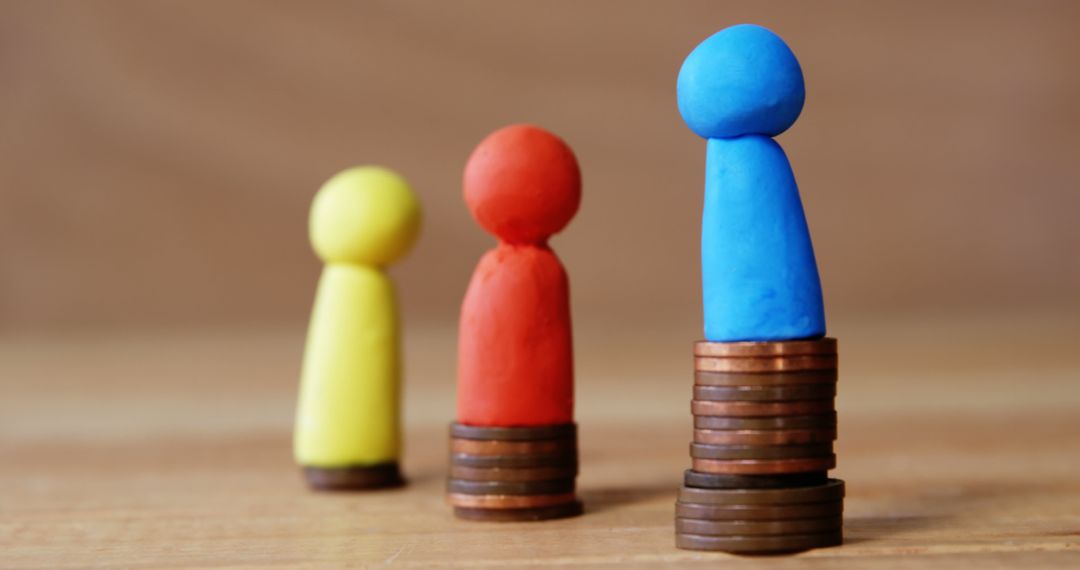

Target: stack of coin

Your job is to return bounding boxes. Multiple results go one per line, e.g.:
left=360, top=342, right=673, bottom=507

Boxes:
left=447, top=422, right=582, bottom=521
left=676, top=337, right=844, bottom=553
left=675, top=480, right=845, bottom=553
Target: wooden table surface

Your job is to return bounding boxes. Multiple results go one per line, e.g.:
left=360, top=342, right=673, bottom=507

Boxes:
left=3, top=315, right=1079, bottom=568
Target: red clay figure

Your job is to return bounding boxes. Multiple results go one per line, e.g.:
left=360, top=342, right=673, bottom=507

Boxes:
left=457, top=124, right=581, bottom=426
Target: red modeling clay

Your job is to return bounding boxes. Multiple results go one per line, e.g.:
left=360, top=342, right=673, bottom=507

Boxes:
left=457, top=124, right=581, bottom=426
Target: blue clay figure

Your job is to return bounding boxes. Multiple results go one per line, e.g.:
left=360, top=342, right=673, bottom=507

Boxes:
left=678, top=24, right=825, bottom=342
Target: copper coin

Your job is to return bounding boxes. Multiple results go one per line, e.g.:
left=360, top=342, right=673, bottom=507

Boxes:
left=447, top=492, right=578, bottom=509
left=694, top=428, right=837, bottom=446
left=451, top=452, right=577, bottom=469
left=690, top=442, right=833, bottom=460
left=695, top=413, right=836, bottom=430
left=694, top=338, right=837, bottom=358
left=675, top=500, right=843, bottom=520
left=695, top=355, right=837, bottom=373
left=678, top=480, right=845, bottom=505
left=676, top=516, right=842, bottom=536
left=302, top=463, right=403, bottom=491
left=684, top=469, right=829, bottom=490
left=693, top=383, right=836, bottom=402
left=695, top=369, right=837, bottom=387
left=450, top=422, right=576, bottom=441
left=453, top=501, right=583, bottom=522
left=450, top=438, right=575, bottom=456
left=447, top=478, right=575, bottom=495
left=675, top=531, right=842, bottom=553
left=692, top=456, right=836, bottom=475
left=449, top=464, right=579, bottom=482
left=691, top=399, right=834, bottom=417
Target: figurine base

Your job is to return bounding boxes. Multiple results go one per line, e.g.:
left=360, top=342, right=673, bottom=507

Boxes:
left=302, top=462, right=404, bottom=491
left=453, top=501, right=583, bottom=522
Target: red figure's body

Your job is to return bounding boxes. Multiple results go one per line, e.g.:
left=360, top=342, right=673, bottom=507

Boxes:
left=457, top=125, right=581, bottom=426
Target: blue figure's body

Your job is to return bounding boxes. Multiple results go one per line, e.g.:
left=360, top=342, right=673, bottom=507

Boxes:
left=679, top=24, right=825, bottom=342
left=703, top=137, right=824, bottom=341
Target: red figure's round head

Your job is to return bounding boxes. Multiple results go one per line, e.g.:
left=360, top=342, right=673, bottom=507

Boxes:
left=464, top=124, right=581, bottom=245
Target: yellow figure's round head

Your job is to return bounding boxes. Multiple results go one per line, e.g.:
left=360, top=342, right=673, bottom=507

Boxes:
left=309, top=166, right=422, bottom=266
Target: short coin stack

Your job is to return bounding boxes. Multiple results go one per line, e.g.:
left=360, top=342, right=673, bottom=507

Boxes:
left=447, top=422, right=582, bottom=521
left=676, top=338, right=844, bottom=554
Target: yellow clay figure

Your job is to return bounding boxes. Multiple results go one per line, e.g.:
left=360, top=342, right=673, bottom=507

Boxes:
left=294, top=166, right=421, bottom=490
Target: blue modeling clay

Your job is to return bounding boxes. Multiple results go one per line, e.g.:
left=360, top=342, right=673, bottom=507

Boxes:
left=679, top=24, right=825, bottom=342
left=677, top=24, right=805, bottom=138
left=702, top=136, right=824, bottom=341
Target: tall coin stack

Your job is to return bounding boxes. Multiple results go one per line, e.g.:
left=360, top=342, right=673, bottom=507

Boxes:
left=447, top=423, right=582, bottom=521
left=675, top=338, right=845, bottom=554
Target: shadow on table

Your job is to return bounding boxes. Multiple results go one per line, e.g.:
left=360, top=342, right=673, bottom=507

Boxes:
left=842, top=480, right=1048, bottom=546
left=842, top=515, right=938, bottom=546
left=579, top=482, right=676, bottom=514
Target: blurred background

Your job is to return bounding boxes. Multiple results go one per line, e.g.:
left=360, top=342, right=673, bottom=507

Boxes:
left=3, top=0, right=1078, bottom=334
left=2, top=1, right=1079, bottom=441
left=5, top=4, right=1080, bottom=564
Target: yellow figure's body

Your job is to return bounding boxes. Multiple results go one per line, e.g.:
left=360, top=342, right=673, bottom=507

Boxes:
left=294, top=166, right=421, bottom=489
left=296, top=264, right=401, bottom=465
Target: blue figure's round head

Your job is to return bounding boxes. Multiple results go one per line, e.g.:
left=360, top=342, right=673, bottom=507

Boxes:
left=677, top=24, right=805, bottom=139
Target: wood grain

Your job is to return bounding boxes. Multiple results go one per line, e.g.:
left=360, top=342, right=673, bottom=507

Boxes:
left=2, top=315, right=1080, bottom=568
